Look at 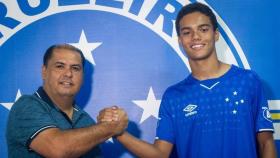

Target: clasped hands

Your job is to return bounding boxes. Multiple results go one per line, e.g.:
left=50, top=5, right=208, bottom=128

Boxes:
left=97, top=106, right=128, bottom=137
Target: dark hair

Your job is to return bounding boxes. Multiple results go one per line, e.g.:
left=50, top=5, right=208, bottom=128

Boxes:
left=175, top=2, right=218, bottom=36
left=43, top=44, right=85, bottom=67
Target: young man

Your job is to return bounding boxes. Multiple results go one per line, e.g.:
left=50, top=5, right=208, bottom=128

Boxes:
left=6, top=44, right=128, bottom=158
left=98, top=2, right=277, bottom=158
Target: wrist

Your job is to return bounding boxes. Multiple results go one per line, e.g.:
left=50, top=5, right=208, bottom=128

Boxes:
left=113, top=131, right=126, bottom=139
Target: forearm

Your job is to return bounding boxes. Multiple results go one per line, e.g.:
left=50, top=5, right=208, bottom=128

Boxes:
left=59, top=122, right=114, bottom=157
left=32, top=122, right=116, bottom=158
left=116, top=132, right=167, bottom=158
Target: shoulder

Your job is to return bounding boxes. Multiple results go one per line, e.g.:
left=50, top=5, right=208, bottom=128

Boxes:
left=10, top=94, right=49, bottom=114
left=162, top=77, right=191, bottom=99
left=231, top=65, right=257, bottom=76
left=231, top=65, right=261, bottom=82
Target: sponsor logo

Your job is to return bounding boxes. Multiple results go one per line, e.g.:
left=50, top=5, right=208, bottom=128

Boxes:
left=183, top=104, right=198, bottom=117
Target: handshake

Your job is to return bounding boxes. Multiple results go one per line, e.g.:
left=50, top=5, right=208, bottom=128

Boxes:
left=97, top=106, right=129, bottom=137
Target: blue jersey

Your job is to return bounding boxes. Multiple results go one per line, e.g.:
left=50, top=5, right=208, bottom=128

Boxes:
left=156, top=65, right=274, bottom=158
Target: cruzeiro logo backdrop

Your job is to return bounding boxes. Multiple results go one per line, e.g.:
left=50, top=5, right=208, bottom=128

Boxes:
left=0, top=0, right=279, bottom=157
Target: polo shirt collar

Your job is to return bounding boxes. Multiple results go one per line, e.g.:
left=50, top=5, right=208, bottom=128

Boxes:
left=34, top=87, right=85, bottom=124
left=35, top=87, right=57, bottom=109
left=34, top=87, right=80, bottom=110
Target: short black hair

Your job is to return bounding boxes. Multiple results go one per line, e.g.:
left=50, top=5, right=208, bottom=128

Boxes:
left=175, top=2, right=218, bottom=36
left=43, top=44, right=85, bottom=68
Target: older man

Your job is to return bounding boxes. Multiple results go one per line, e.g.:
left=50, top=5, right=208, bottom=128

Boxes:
left=6, top=44, right=128, bottom=158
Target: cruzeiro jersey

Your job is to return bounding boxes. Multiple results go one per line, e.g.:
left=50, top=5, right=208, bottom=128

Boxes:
left=156, top=65, right=274, bottom=158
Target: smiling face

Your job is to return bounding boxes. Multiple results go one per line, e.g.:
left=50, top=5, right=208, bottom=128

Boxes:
left=42, top=48, right=84, bottom=99
left=178, top=11, right=219, bottom=62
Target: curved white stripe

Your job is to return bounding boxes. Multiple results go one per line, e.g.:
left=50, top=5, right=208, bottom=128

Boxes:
left=1, top=1, right=248, bottom=71
left=0, top=1, right=190, bottom=71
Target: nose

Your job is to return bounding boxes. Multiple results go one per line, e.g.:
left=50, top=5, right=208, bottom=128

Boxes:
left=64, top=67, right=73, bottom=77
left=192, top=31, right=201, bottom=41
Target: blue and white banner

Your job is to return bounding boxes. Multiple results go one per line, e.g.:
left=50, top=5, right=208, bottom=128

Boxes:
left=0, top=0, right=279, bottom=157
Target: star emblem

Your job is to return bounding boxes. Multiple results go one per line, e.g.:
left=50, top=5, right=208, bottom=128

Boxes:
left=233, top=91, right=238, bottom=95
left=232, top=109, right=237, bottom=114
left=69, top=30, right=102, bottom=65
left=133, top=87, right=161, bottom=124
left=0, top=89, right=22, bottom=110
left=225, top=97, right=230, bottom=102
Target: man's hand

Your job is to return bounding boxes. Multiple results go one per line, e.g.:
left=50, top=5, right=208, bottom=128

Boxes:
left=97, top=106, right=128, bottom=136
left=97, top=106, right=119, bottom=122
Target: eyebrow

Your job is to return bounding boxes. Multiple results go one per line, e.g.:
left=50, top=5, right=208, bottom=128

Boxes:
left=71, top=64, right=82, bottom=68
left=180, top=24, right=212, bottom=31
left=198, top=24, right=211, bottom=28
left=54, top=61, right=65, bottom=65
left=54, top=62, right=82, bottom=67
left=180, top=27, right=191, bottom=32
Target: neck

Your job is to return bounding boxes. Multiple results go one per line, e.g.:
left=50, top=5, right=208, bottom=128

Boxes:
left=189, top=52, right=230, bottom=80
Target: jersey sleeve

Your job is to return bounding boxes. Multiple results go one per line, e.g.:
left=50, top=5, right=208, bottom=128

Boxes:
left=155, top=90, right=175, bottom=144
left=6, top=95, right=58, bottom=149
left=252, top=73, right=274, bottom=133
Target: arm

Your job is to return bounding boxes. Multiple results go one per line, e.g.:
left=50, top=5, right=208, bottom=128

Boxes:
left=116, top=132, right=173, bottom=158
left=251, top=74, right=277, bottom=157
left=30, top=110, right=128, bottom=158
left=257, top=132, right=277, bottom=158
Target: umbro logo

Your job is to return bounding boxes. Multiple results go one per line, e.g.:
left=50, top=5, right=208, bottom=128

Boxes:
left=183, top=104, right=198, bottom=117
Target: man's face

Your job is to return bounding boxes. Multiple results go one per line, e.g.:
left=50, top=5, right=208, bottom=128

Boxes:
left=42, top=48, right=84, bottom=98
left=178, top=12, right=219, bottom=61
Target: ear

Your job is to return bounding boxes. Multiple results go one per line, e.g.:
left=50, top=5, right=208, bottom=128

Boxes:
left=41, top=65, right=47, bottom=80
left=215, top=29, right=220, bottom=41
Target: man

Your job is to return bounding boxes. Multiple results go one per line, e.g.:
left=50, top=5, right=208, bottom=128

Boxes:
left=6, top=44, right=128, bottom=158
left=98, top=2, right=277, bottom=158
